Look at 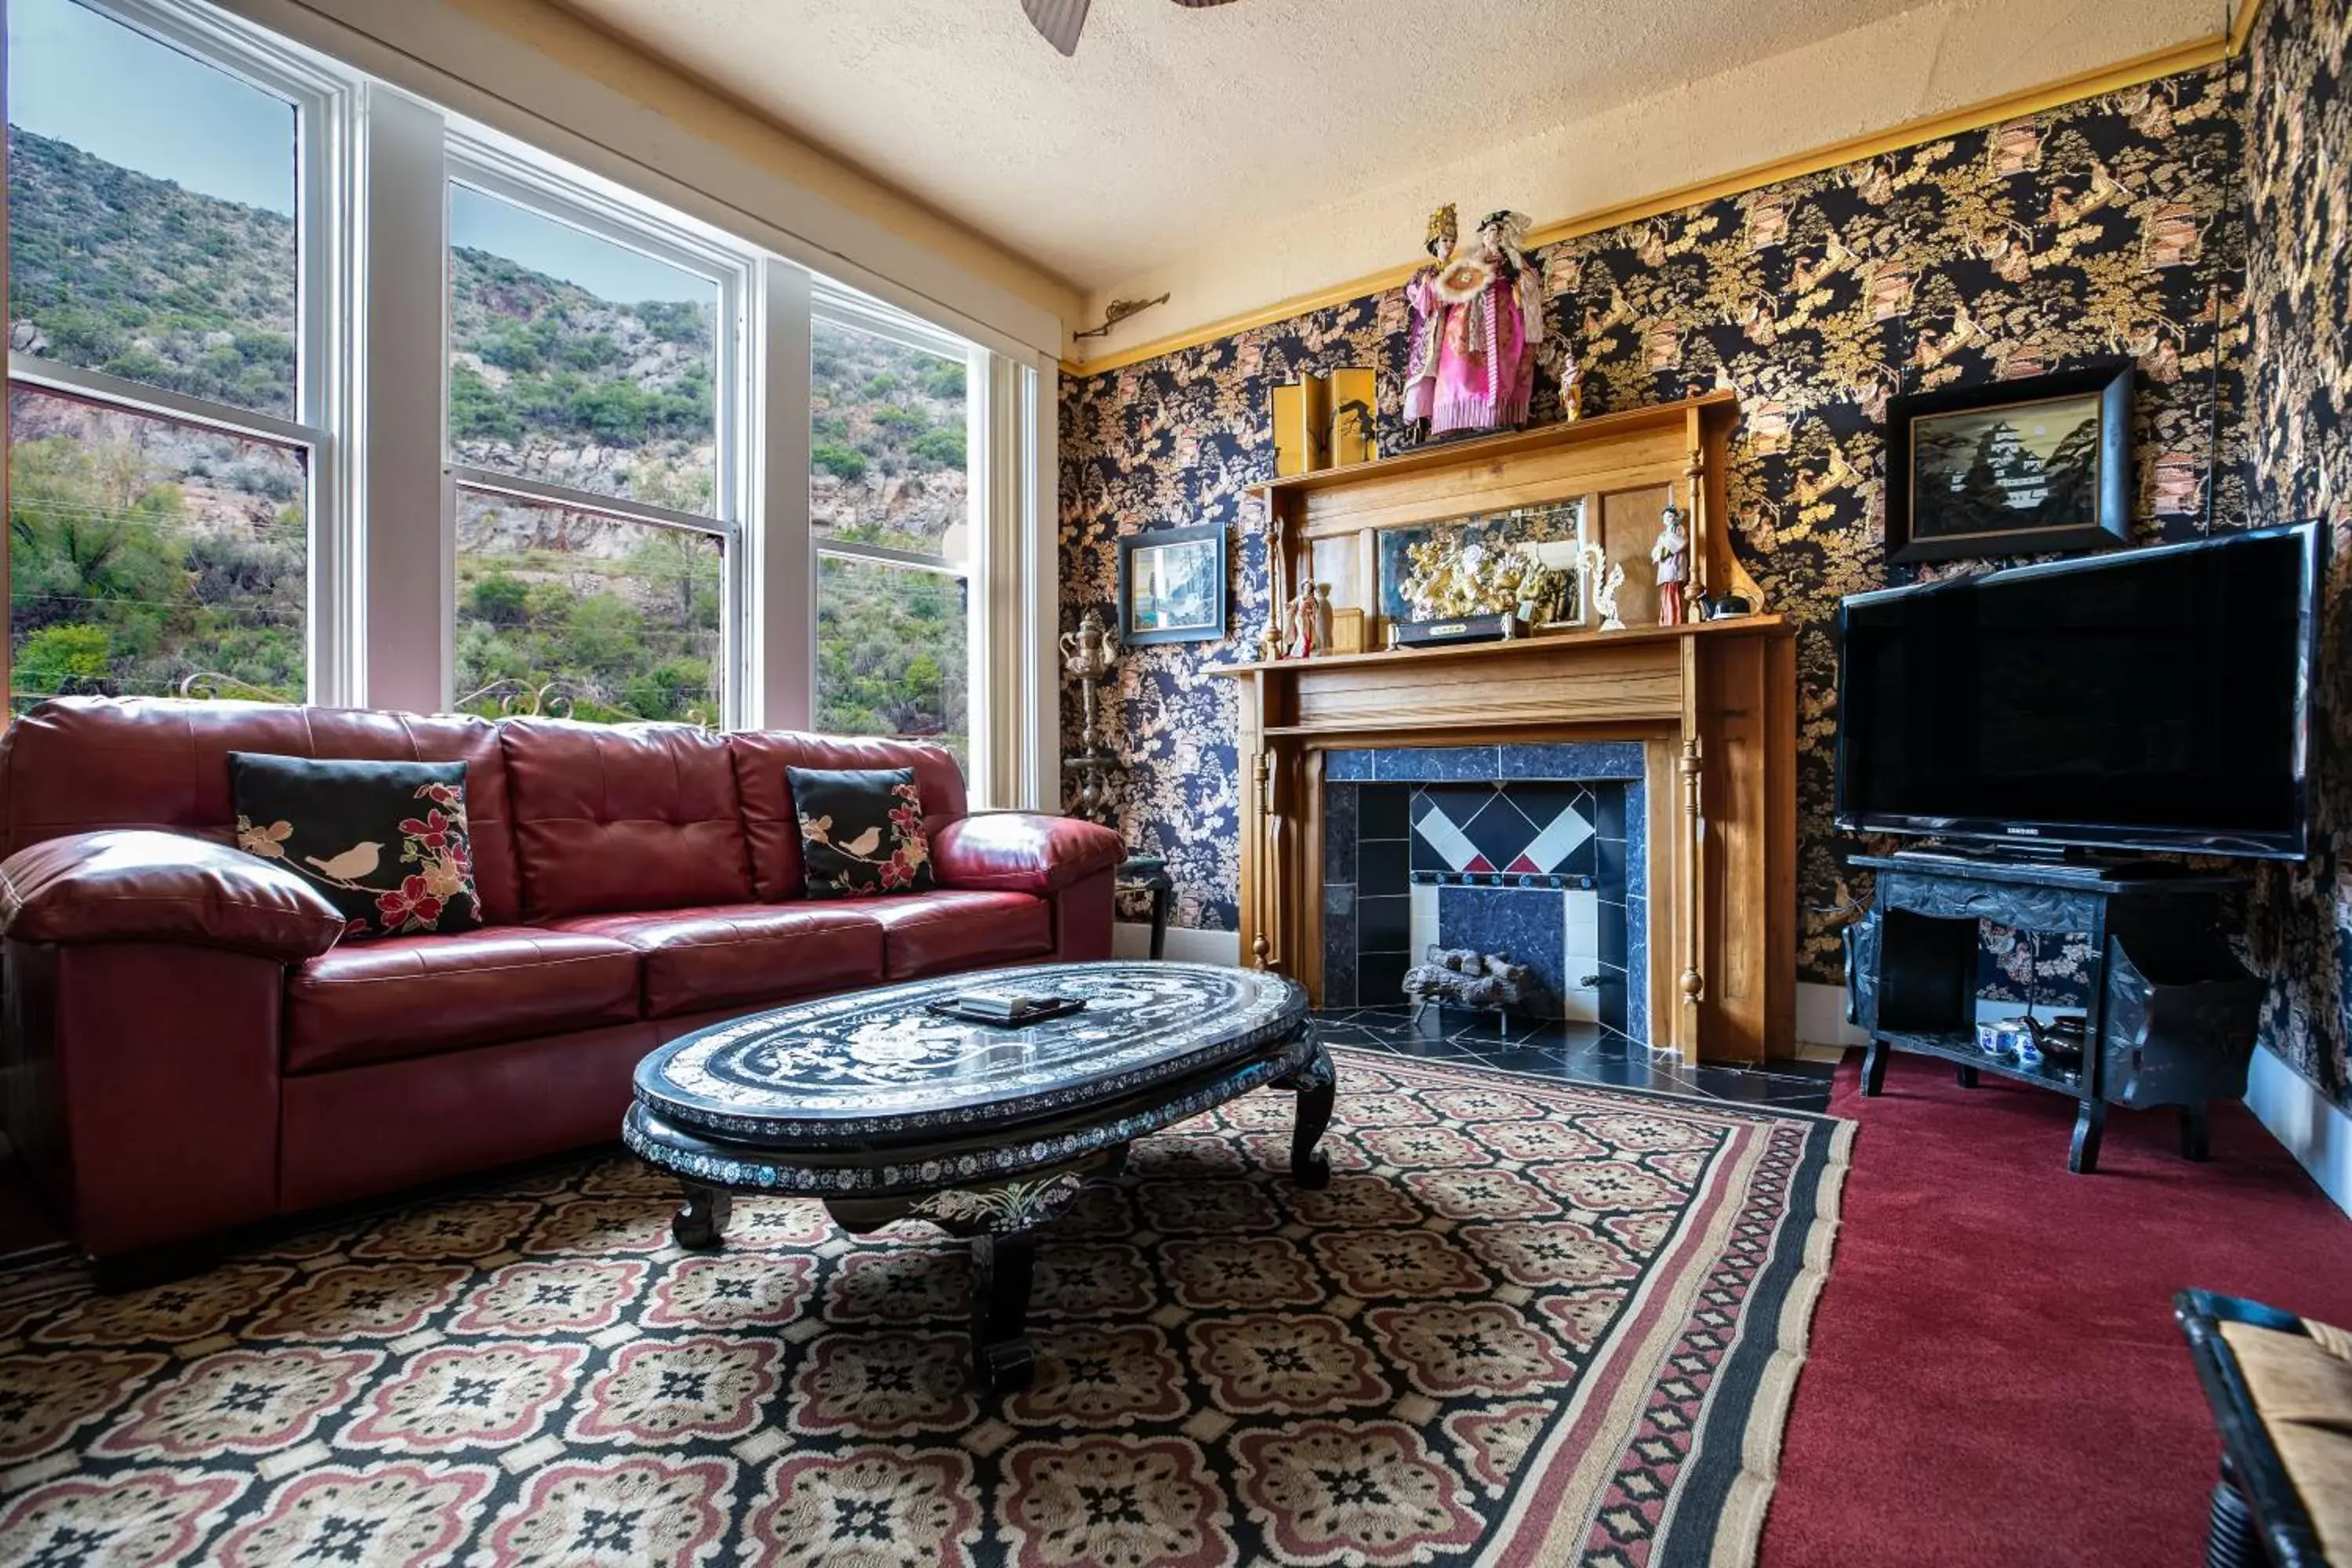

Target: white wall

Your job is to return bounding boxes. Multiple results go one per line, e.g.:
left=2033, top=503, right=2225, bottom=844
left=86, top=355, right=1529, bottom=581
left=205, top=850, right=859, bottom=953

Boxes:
left=2245, top=1046, right=2352, bottom=1219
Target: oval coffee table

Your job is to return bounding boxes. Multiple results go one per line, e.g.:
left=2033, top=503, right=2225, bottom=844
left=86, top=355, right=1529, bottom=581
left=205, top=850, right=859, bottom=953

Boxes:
left=624, top=960, right=1333, bottom=1388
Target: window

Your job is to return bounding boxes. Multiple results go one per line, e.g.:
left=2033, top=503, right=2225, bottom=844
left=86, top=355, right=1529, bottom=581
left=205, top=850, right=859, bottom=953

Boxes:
left=447, top=183, right=720, bottom=514
left=9, top=387, right=306, bottom=704
left=811, top=309, right=977, bottom=764
left=452, top=488, right=723, bottom=724
left=5, top=0, right=339, bottom=711
left=443, top=149, right=743, bottom=725
left=5, top=0, right=1033, bottom=792
left=6, top=0, right=298, bottom=417
left=817, top=554, right=969, bottom=759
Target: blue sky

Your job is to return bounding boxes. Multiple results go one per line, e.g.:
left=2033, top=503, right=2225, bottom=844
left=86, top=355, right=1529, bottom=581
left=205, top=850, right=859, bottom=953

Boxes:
left=8, top=0, right=293, bottom=212
left=449, top=185, right=713, bottom=309
left=8, top=0, right=713, bottom=307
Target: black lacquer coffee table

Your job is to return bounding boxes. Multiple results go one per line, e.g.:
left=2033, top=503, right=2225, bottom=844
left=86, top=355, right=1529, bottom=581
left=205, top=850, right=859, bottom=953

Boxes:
left=623, top=960, right=1333, bottom=1388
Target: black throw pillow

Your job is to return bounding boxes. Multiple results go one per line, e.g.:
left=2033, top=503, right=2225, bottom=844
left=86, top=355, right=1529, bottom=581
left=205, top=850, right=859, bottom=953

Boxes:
left=229, top=753, right=486, bottom=940
left=788, top=765, right=936, bottom=898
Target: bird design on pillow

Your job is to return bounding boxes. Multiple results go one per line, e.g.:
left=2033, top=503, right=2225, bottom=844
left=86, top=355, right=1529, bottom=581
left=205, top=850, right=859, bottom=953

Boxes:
left=305, top=842, right=384, bottom=882
left=795, top=779, right=934, bottom=896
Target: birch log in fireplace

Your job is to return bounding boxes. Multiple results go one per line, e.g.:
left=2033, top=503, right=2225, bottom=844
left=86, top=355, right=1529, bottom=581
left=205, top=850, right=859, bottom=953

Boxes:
left=1214, top=392, right=1795, bottom=1065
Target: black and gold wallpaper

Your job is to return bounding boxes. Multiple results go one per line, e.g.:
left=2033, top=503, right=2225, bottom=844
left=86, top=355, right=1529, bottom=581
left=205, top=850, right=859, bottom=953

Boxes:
left=1062, top=34, right=2347, bottom=1103
left=2241, top=0, right=2351, bottom=1102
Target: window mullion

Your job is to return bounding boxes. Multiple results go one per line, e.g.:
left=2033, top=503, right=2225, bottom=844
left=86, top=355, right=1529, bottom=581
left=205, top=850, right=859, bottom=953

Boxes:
left=6, top=357, right=320, bottom=447
left=355, top=84, right=451, bottom=716
left=448, top=466, right=733, bottom=539
left=815, top=540, right=963, bottom=574
left=754, top=257, right=814, bottom=731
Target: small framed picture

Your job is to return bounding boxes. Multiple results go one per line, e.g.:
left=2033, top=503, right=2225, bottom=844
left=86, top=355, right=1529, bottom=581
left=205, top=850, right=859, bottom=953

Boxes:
left=1117, top=523, right=1228, bottom=646
left=1885, top=361, right=2133, bottom=564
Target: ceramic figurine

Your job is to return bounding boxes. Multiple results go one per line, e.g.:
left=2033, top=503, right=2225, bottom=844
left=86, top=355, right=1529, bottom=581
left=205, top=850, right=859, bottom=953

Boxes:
left=1403, top=205, right=1545, bottom=441
left=1311, top=583, right=1334, bottom=655
left=1581, top=541, right=1627, bottom=631
left=1402, top=204, right=1459, bottom=445
left=1651, top=487, right=1691, bottom=626
left=1559, top=344, right=1586, bottom=421
left=1283, top=582, right=1318, bottom=659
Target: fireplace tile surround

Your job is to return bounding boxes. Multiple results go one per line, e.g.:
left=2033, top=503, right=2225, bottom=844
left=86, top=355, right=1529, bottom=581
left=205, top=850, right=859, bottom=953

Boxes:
left=1322, top=744, right=1649, bottom=1041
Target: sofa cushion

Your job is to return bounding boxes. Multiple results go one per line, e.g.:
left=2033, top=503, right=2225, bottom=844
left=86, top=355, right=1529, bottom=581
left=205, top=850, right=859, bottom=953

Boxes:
left=788, top=766, right=937, bottom=898
left=229, top=754, right=485, bottom=940
left=1, top=829, right=347, bottom=960
left=0, top=698, right=524, bottom=924
left=730, top=732, right=967, bottom=902
left=551, top=904, right=887, bottom=1019
left=501, top=719, right=752, bottom=919
left=285, top=927, right=644, bottom=1073
left=829, top=890, right=1053, bottom=979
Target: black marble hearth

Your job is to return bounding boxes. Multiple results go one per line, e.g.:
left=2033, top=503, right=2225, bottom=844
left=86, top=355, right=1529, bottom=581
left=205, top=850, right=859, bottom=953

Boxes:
left=1316, top=1005, right=1838, bottom=1112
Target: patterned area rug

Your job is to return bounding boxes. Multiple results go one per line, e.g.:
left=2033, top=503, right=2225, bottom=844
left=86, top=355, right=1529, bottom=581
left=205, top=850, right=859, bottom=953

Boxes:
left=0, top=1049, right=1849, bottom=1567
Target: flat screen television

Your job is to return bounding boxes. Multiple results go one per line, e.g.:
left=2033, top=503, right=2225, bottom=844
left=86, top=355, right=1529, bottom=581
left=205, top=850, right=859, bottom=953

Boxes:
left=1834, top=523, right=2321, bottom=859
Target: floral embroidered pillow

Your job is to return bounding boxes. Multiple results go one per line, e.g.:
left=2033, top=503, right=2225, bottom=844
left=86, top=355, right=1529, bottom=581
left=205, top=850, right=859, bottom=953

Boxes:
left=787, top=765, right=935, bottom=898
left=228, top=753, right=486, bottom=940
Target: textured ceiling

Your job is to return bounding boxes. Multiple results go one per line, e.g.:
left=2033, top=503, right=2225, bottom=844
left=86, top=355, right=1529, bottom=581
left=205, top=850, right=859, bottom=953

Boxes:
left=546, top=0, right=1948, bottom=289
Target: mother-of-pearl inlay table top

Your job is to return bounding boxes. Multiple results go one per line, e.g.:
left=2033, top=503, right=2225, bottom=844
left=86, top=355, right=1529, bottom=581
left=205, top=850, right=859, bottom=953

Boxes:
left=624, top=961, right=1335, bottom=1388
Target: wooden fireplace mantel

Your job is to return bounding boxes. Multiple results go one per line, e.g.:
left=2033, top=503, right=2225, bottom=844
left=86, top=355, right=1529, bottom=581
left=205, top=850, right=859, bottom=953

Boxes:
left=1215, top=623, right=1795, bottom=1065
left=1218, top=394, right=1793, bottom=1065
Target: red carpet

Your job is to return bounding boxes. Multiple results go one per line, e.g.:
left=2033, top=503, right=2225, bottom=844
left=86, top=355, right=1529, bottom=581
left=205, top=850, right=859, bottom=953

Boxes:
left=1761, top=1052, right=2352, bottom=1566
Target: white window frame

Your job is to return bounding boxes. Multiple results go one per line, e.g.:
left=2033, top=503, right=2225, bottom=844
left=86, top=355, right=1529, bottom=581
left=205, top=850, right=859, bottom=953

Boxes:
left=8, top=0, right=1034, bottom=778
left=7, top=0, right=357, bottom=704
left=808, top=284, right=989, bottom=794
left=441, top=129, right=753, bottom=728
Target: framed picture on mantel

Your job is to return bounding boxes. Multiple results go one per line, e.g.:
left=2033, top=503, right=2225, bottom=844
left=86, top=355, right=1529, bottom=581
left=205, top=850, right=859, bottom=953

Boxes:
left=1117, top=523, right=1227, bottom=645
left=1884, top=361, right=2133, bottom=564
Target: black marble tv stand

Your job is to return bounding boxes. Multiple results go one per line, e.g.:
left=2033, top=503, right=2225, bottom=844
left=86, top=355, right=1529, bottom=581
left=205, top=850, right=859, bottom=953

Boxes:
left=1846, top=851, right=2263, bottom=1173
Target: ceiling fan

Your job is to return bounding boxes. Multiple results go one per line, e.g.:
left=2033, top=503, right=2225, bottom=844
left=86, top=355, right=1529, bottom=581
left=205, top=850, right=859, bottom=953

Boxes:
left=1021, top=0, right=1242, bottom=56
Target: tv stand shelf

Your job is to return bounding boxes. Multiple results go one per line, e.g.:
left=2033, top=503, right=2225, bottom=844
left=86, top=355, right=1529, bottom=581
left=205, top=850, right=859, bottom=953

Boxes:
left=1845, top=853, right=2261, bottom=1173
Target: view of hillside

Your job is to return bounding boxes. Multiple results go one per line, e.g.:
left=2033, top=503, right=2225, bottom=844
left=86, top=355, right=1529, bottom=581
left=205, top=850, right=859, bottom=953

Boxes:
left=5, top=122, right=971, bottom=756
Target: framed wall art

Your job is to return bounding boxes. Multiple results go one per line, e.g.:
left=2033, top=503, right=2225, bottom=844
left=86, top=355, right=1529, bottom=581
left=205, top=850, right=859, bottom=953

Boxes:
left=1884, top=361, right=2133, bottom=564
left=1117, top=523, right=1228, bottom=646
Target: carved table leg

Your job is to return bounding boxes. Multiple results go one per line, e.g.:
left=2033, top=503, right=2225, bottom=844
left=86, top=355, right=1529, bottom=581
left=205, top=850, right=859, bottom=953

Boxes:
left=1279, top=1039, right=1336, bottom=1190
left=1861, top=1038, right=1889, bottom=1097
left=908, top=1171, right=1091, bottom=1391
left=2069, top=1098, right=2107, bottom=1175
left=2180, top=1102, right=2212, bottom=1163
left=672, top=1182, right=732, bottom=1250
left=2206, top=1461, right=2256, bottom=1568
left=969, top=1229, right=1039, bottom=1392
left=1956, top=1064, right=1979, bottom=1088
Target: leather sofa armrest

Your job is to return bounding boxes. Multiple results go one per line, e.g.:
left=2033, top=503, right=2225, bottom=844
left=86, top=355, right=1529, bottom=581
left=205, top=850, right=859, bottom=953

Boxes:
left=931, top=812, right=1126, bottom=895
left=0, top=829, right=347, bottom=961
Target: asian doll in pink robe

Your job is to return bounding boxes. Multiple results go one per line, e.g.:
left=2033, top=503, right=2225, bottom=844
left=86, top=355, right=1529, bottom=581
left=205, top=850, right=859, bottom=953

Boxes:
left=1404, top=208, right=1546, bottom=440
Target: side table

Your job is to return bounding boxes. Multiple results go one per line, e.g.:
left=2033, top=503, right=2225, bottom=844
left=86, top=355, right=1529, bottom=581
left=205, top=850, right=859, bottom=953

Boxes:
left=1846, top=851, right=2262, bottom=1173
left=1118, top=855, right=1173, bottom=960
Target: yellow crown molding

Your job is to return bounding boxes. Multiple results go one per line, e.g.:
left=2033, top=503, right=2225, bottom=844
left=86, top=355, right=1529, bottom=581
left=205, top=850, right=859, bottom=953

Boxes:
left=2230, top=0, right=2270, bottom=54
left=1062, top=31, right=2231, bottom=378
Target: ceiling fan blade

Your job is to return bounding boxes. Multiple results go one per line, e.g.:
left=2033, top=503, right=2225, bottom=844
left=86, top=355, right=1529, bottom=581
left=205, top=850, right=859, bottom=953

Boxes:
left=1169, top=0, right=1244, bottom=6
left=1022, top=0, right=1090, bottom=54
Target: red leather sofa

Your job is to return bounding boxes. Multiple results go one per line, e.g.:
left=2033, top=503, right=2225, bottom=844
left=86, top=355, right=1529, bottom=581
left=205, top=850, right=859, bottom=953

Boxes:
left=0, top=698, right=1125, bottom=1269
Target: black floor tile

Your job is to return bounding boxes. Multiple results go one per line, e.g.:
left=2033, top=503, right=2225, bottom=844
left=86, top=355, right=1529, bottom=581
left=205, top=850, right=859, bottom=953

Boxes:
left=1319, top=1007, right=1838, bottom=1109
left=1686, top=1066, right=1835, bottom=1112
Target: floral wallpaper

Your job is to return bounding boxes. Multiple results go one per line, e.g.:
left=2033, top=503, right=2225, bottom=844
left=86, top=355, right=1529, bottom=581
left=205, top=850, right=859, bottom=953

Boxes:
left=1062, top=57, right=2248, bottom=974
left=2241, top=0, right=2352, bottom=1102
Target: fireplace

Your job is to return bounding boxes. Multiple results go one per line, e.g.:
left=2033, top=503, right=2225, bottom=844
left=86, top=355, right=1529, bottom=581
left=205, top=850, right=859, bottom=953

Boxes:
left=1319, top=744, right=1648, bottom=1040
